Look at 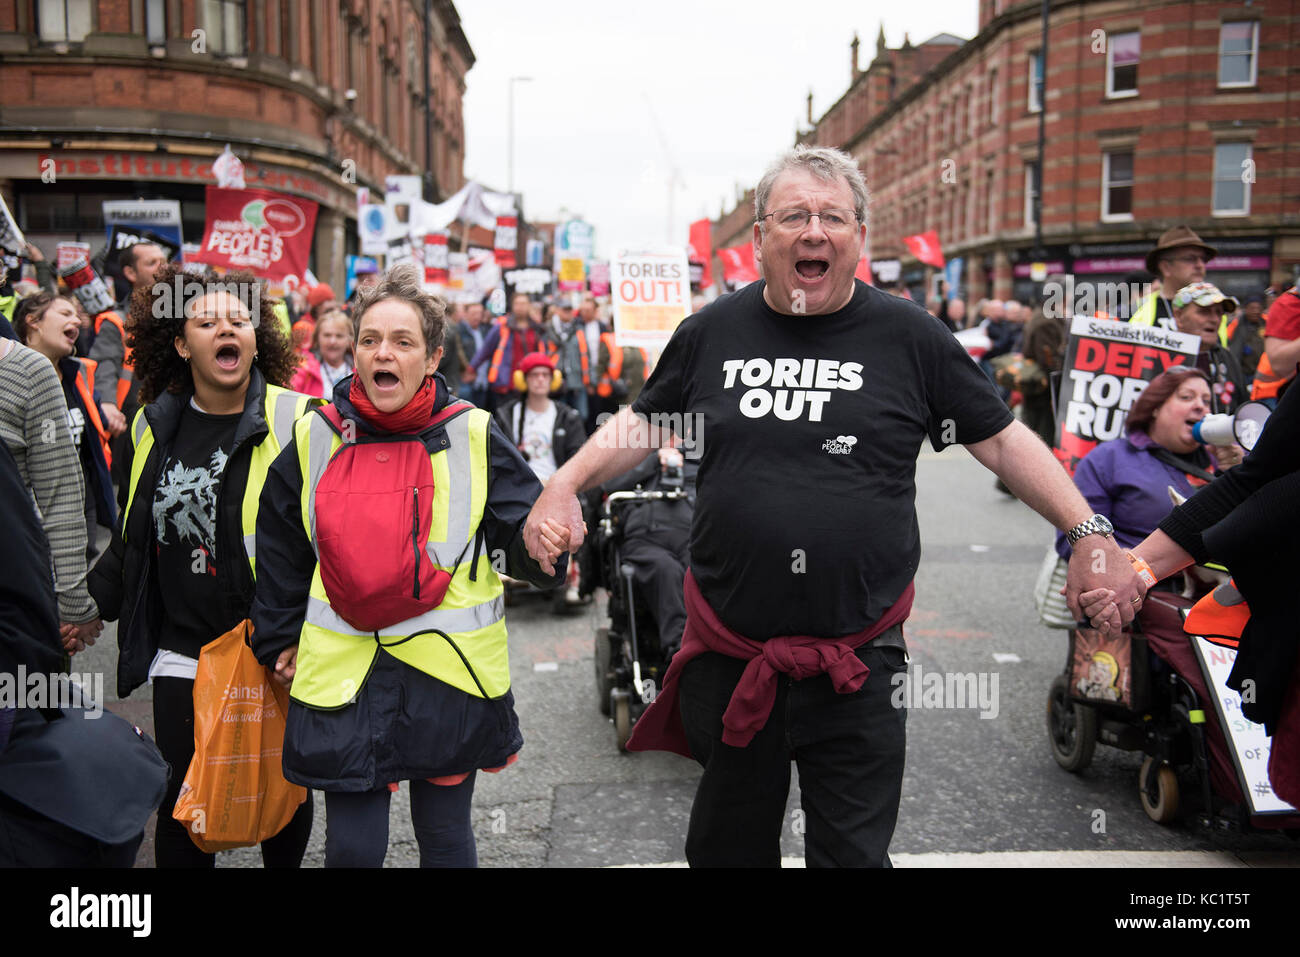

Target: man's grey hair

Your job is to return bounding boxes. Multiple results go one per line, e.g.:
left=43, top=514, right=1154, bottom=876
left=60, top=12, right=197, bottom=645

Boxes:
left=754, top=145, right=870, bottom=229
left=353, top=262, right=446, bottom=357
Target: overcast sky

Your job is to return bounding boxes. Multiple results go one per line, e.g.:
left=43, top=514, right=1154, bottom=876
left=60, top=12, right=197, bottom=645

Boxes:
left=458, top=1, right=979, bottom=257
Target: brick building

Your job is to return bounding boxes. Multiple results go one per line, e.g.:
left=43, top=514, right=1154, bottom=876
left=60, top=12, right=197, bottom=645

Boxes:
left=0, top=0, right=473, bottom=288
left=715, top=0, right=1300, bottom=306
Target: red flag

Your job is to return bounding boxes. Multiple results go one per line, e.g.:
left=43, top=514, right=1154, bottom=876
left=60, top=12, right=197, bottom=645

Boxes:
left=718, top=242, right=759, bottom=284
left=903, top=230, right=945, bottom=268
left=855, top=252, right=872, bottom=284
left=687, top=218, right=713, bottom=289
left=194, top=186, right=318, bottom=282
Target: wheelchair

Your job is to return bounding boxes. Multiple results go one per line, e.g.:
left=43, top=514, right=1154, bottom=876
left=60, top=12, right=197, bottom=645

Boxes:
left=588, top=487, right=689, bottom=751
left=1046, top=589, right=1300, bottom=832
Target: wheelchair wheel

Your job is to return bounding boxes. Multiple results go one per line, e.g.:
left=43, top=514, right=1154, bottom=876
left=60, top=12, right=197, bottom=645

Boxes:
left=1047, top=675, right=1097, bottom=772
left=594, top=628, right=613, bottom=716
left=612, top=689, right=632, bottom=752
left=1139, top=757, right=1180, bottom=825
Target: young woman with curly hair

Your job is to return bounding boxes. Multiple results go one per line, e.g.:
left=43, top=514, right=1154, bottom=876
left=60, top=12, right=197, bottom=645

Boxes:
left=89, top=264, right=317, bottom=867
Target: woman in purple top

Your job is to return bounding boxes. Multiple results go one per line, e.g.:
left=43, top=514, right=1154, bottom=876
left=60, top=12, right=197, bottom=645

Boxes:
left=1056, top=366, right=1236, bottom=562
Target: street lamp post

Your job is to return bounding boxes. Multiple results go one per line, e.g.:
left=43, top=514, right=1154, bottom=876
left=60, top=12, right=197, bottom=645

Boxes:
left=507, top=76, right=533, bottom=197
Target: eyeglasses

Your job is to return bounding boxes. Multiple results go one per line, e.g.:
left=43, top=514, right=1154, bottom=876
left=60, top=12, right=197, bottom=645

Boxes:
left=760, top=208, right=858, bottom=232
left=1166, top=254, right=1209, bottom=265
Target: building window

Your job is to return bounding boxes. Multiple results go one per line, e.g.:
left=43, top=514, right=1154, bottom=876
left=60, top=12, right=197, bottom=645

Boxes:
left=38, top=0, right=92, bottom=42
left=1219, top=21, right=1258, bottom=88
left=1102, top=150, right=1134, bottom=221
left=989, top=68, right=998, bottom=126
left=1213, top=142, right=1252, bottom=215
left=145, top=0, right=166, bottom=45
left=986, top=168, right=996, bottom=234
left=1028, top=50, right=1043, bottom=113
left=1106, top=31, right=1139, bottom=98
left=201, top=0, right=246, bottom=56
left=968, top=80, right=979, bottom=134
left=1023, top=161, right=1040, bottom=229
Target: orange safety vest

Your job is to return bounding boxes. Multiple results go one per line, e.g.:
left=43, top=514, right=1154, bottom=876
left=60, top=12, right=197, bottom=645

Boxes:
left=487, top=321, right=556, bottom=390
left=93, top=310, right=134, bottom=408
left=72, top=357, right=113, bottom=469
left=1251, top=287, right=1300, bottom=401
left=573, top=326, right=590, bottom=387
left=596, top=333, right=647, bottom=398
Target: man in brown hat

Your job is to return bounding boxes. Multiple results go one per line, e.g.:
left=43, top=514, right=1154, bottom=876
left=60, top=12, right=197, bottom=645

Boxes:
left=1129, top=227, right=1226, bottom=347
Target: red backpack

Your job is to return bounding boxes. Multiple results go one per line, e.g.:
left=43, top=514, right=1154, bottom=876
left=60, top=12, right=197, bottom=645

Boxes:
left=312, top=401, right=473, bottom=632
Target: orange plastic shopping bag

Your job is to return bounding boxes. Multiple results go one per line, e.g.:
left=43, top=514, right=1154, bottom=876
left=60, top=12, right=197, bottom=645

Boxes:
left=172, top=620, right=306, bottom=852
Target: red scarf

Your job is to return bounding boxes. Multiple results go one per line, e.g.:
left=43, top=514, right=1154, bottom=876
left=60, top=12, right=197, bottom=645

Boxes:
left=348, top=373, right=438, bottom=433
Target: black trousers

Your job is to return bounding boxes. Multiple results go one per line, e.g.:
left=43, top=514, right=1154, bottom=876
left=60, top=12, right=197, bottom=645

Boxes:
left=323, top=776, right=478, bottom=868
left=152, top=676, right=313, bottom=868
left=677, top=637, right=908, bottom=867
left=620, top=535, right=688, bottom=654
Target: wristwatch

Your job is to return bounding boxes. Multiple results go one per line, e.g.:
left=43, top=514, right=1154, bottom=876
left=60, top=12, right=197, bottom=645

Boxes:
left=1066, top=513, right=1114, bottom=546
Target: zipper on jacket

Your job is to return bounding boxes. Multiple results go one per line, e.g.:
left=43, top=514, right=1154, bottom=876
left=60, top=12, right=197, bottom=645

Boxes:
left=411, top=486, right=421, bottom=599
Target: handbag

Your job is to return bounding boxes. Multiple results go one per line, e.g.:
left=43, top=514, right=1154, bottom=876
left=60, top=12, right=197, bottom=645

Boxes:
left=1033, top=544, right=1077, bottom=629
left=172, top=620, right=306, bottom=853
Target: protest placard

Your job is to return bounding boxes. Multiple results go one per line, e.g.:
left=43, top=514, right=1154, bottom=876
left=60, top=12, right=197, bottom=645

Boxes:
left=1053, top=316, right=1200, bottom=476
left=610, top=246, right=690, bottom=350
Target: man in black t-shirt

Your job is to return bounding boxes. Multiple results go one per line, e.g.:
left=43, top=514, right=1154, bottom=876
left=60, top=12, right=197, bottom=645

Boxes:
left=524, top=145, right=1144, bottom=867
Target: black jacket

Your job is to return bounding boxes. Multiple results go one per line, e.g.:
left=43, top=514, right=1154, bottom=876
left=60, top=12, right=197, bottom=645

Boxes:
left=492, top=395, right=586, bottom=473
left=89, top=368, right=299, bottom=698
left=1159, top=377, right=1300, bottom=733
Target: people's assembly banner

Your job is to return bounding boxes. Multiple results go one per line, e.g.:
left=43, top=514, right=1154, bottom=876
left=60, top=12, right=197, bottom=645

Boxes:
left=194, top=187, right=318, bottom=283
left=423, top=232, right=449, bottom=285
left=1053, top=316, right=1200, bottom=476
left=610, top=245, right=690, bottom=350
left=494, top=215, right=517, bottom=268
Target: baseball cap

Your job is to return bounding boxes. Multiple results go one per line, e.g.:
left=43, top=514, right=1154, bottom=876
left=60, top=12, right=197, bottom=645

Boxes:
left=1172, top=282, right=1238, bottom=313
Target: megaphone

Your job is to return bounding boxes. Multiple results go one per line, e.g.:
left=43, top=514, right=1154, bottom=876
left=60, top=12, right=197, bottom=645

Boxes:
left=1192, top=401, right=1272, bottom=451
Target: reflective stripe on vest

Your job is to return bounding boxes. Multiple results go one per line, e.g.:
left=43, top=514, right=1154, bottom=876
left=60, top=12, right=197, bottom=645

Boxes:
left=291, top=405, right=508, bottom=708
left=123, top=386, right=312, bottom=578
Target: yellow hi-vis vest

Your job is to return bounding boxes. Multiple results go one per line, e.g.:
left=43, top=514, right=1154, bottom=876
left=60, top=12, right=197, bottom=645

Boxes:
left=123, top=384, right=314, bottom=579
left=1130, top=292, right=1228, bottom=348
left=289, top=405, right=509, bottom=710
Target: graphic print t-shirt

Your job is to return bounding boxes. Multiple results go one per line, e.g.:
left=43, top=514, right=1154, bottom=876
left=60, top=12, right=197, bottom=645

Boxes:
left=521, top=402, right=558, bottom=482
left=152, top=403, right=241, bottom=657
left=632, top=279, right=1013, bottom=640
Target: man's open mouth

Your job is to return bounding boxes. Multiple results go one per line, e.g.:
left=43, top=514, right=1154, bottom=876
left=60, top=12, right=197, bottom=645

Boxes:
left=795, top=259, right=829, bottom=281
left=215, top=344, right=241, bottom=370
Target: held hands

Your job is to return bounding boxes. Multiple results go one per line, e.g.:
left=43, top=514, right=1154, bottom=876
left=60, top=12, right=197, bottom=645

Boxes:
left=272, top=644, right=298, bottom=689
left=100, top=402, right=127, bottom=437
left=524, top=482, right=586, bottom=577
left=1063, top=538, right=1144, bottom=637
left=60, top=618, right=103, bottom=655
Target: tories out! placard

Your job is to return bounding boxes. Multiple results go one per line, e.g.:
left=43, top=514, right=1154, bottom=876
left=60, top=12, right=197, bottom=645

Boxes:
left=194, top=186, right=318, bottom=283
left=1053, top=316, right=1200, bottom=476
left=610, top=245, right=691, bottom=351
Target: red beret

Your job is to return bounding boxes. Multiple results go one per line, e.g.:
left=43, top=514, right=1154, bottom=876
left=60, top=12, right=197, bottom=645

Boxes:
left=520, top=351, right=555, bottom=376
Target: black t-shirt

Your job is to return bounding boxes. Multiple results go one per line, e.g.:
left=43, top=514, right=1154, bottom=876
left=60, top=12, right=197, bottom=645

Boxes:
left=152, top=403, right=242, bottom=657
left=632, top=279, right=1013, bottom=639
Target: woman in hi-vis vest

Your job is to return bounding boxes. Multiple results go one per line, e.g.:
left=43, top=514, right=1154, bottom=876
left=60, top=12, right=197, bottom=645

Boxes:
left=250, top=264, right=569, bottom=867
left=88, top=264, right=316, bottom=867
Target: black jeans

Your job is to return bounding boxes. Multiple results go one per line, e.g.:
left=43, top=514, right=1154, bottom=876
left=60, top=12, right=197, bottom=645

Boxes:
left=323, top=775, right=478, bottom=868
left=678, top=636, right=909, bottom=867
left=152, top=676, right=313, bottom=868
